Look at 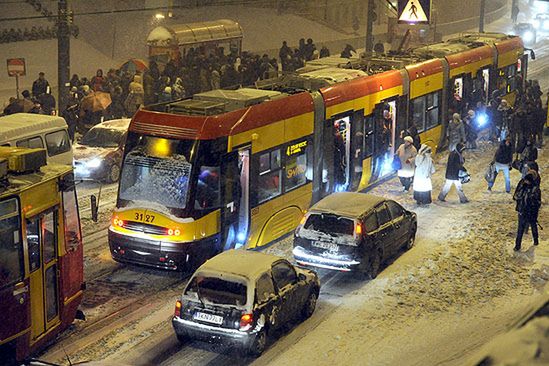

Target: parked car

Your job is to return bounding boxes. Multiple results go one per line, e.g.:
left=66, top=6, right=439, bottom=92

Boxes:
left=172, top=250, right=320, bottom=356
left=73, top=118, right=130, bottom=183
left=513, top=23, right=537, bottom=46
left=293, top=192, right=417, bottom=278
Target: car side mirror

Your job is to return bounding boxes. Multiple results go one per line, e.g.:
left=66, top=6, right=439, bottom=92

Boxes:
left=298, top=273, right=306, bottom=281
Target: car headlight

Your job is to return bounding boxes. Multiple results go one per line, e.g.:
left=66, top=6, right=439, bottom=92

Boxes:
left=523, top=31, right=534, bottom=42
left=86, top=158, right=102, bottom=168
left=533, top=20, right=540, bottom=29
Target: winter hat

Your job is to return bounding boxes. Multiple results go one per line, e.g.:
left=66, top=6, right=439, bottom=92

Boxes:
left=420, top=144, right=431, bottom=154
left=452, top=113, right=461, bottom=121
left=467, top=110, right=475, bottom=118
left=404, top=136, right=414, bottom=143
left=164, top=86, right=172, bottom=93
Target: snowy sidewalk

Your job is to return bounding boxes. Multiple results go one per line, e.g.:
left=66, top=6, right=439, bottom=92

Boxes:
left=259, top=142, right=549, bottom=366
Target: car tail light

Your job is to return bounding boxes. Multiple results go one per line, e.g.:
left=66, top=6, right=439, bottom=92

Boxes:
left=355, top=222, right=362, bottom=235
left=239, top=313, right=253, bottom=330
left=174, top=300, right=182, bottom=318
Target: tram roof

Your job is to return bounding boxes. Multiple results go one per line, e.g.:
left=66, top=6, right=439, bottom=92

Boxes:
left=1, top=163, right=71, bottom=197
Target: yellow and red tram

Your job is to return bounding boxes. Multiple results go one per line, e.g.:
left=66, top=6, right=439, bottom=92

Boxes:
left=0, top=147, right=83, bottom=364
left=109, top=32, right=527, bottom=271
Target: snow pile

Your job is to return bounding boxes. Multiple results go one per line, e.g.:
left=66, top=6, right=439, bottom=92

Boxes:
left=470, top=316, right=549, bottom=365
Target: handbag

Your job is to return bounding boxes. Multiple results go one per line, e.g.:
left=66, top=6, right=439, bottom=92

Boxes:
left=484, top=162, right=497, bottom=183
left=458, top=169, right=471, bottom=184
left=391, top=154, right=402, bottom=170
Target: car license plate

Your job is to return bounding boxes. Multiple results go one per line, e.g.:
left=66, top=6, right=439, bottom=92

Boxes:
left=312, top=241, right=339, bottom=252
left=193, top=311, right=223, bottom=325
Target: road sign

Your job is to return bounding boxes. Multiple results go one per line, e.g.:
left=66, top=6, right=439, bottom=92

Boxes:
left=7, top=58, right=26, bottom=77
left=398, top=0, right=431, bottom=24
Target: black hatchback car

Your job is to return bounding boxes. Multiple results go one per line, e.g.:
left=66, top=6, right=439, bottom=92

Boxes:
left=172, top=250, right=320, bottom=356
left=293, top=192, right=417, bottom=278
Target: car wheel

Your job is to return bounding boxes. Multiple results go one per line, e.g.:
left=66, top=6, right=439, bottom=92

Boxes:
left=302, top=290, right=318, bottom=319
left=406, top=229, right=416, bottom=250
left=248, top=327, right=267, bottom=357
left=106, top=164, right=121, bottom=184
left=368, top=250, right=382, bottom=279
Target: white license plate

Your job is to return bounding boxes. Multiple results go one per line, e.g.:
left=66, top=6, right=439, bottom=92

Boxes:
left=312, top=241, right=339, bottom=252
left=193, top=311, right=223, bottom=325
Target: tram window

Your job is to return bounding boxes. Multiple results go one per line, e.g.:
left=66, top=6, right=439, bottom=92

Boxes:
left=0, top=199, right=23, bottom=289
left=62, top=186, right=81, bottom=251
left=285, top=145, right=310, bottom=192
left=364, top=117, right=374, bottom=158
left=195, top=166, right=220, bottom=210
left=411, top=92, right=440, bottom=132
left=42, top=211, right=57, bottom=263
left=16, top=136, right=44, bottom=149
left=411, top=97, right=426, bottom=132
left=45, top=130, right=71, bottom=156
left=26, top=217, right=41, bottom=272
left=257, top=149, right=282, bottom=203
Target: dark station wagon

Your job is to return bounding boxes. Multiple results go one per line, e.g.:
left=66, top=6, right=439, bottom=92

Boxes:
left=293, top=192, right=417, bottom=278
left=172, top=250, right=320, bottom=356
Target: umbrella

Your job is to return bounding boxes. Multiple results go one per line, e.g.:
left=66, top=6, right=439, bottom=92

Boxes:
left=119, top=59, right=148, bottom=74
left=80, top=91, right=112, bottom=113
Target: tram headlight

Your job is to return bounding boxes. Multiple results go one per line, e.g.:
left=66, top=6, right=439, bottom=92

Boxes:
left=86, top=158, right=102, bottom=169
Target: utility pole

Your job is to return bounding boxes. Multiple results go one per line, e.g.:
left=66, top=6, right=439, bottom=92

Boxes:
left=58, top=0, right=70, bottom=111
left=365, top=0, right=375, bottom=54
left=479, top=0, right=486, bottom=33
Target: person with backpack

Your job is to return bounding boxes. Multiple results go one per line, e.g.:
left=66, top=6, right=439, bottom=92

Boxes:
left=513, top=170, right=541, bottom=251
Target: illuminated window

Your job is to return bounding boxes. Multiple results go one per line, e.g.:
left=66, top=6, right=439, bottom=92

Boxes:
left=284, top=139, right=311, bottom=192
left=257, top=149, right=282, bottom=203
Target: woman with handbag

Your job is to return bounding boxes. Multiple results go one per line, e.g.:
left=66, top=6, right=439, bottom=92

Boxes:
left=438, top=143, right=469, bottom=203
left=413, top=144, right=435, bottom=205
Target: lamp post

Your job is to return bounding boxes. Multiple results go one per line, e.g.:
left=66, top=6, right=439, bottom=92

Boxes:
left=58, top=0, right=70, bottom=111
left=365, top=0, right=375, bottom=54
left=479, top=0, right=486, bottom=33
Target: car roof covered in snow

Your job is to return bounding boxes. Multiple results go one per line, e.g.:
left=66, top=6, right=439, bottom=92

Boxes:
left=92, top=118, right=130, bottom=131
left=197, top=249, right=284, bottom=280
left=309, top=192, right=386, bottom=218
left=0, top=113, right=67, bottom=143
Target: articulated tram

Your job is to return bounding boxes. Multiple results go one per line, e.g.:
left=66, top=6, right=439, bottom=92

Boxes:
left=0, top=147, right=83, bottom=363
left=109, top=32, right=528, bottom=271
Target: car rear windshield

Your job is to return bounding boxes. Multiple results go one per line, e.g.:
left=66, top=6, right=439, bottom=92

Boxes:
left=304, top=213, right=354, bottom=235
left=185, top=275, right=247, bottom=306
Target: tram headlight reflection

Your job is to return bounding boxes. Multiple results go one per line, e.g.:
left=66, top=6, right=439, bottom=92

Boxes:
left=476, top=113, right=488, bottom=128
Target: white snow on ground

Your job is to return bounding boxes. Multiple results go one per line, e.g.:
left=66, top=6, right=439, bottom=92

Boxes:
left=260, top=141, right=549, bottom=366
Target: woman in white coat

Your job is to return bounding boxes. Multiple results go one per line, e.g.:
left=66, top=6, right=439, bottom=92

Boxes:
left=413, top=144, right=436, bottom=205
left=396, top=136, right=417, bottom=192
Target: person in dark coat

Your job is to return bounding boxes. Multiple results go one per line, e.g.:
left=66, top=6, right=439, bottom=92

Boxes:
left=32, top=72, right=50, bottom=97
left=513, top=170, right=541, bottom=251
left=3, top=97, right=23, bottom=115
left=61, top=102, right=79, bottom=142
left=38, top=89, right=56, bottom=115
left=407, top=121, right=421, bottom=151
left=520, top=138, right=538, bottom=177
left=438, top=143, right=469, bottom=203
left=488, top=136, right=514, bottom=193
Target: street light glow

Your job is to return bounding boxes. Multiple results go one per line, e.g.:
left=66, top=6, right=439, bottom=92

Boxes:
left=155, top=13, right=165, bottom=20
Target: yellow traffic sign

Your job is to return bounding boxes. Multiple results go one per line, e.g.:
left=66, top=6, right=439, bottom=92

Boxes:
left=398, top=0, right=431, bottom=24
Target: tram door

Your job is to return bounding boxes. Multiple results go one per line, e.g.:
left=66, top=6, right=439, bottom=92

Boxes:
left=371, top=100, right=398, bottom=181
left=221, top=148, right=249, bottom=250
left=27, top=209, right=59, bottom=341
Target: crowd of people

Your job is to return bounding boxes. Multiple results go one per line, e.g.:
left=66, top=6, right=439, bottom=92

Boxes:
left=393, top=78, right=544, bottom=252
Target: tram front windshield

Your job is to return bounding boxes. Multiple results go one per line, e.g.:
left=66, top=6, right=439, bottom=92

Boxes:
left=118, top=136, right=195, bottom=216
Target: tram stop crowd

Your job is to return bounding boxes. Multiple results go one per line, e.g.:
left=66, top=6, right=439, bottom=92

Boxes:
left=392, top=78, right=545, bottom=251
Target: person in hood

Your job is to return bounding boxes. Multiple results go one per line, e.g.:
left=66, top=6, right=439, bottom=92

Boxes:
left=438, top=143, right=469, bottom=203
left=413, top=144, right=435, bottom=205
left=125, top=74, right=145, bottom=116
left=447, top=113, right=466, bottom=152
left=396, top=135, right=417, bottom=192
left=513, top=170, right=541, bottom=251
left=488, top=136, right=514, bottom=193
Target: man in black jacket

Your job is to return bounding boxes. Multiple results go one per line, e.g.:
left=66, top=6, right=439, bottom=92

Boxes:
left=488, top=136, right=514, bottom=193
left=513, top=171, right=541, bottom=251
left=438, top=143, right=469, bottom=203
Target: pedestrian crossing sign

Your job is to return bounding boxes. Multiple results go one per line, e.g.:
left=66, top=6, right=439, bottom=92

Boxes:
left=398, top=0, right=431, bottom=24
